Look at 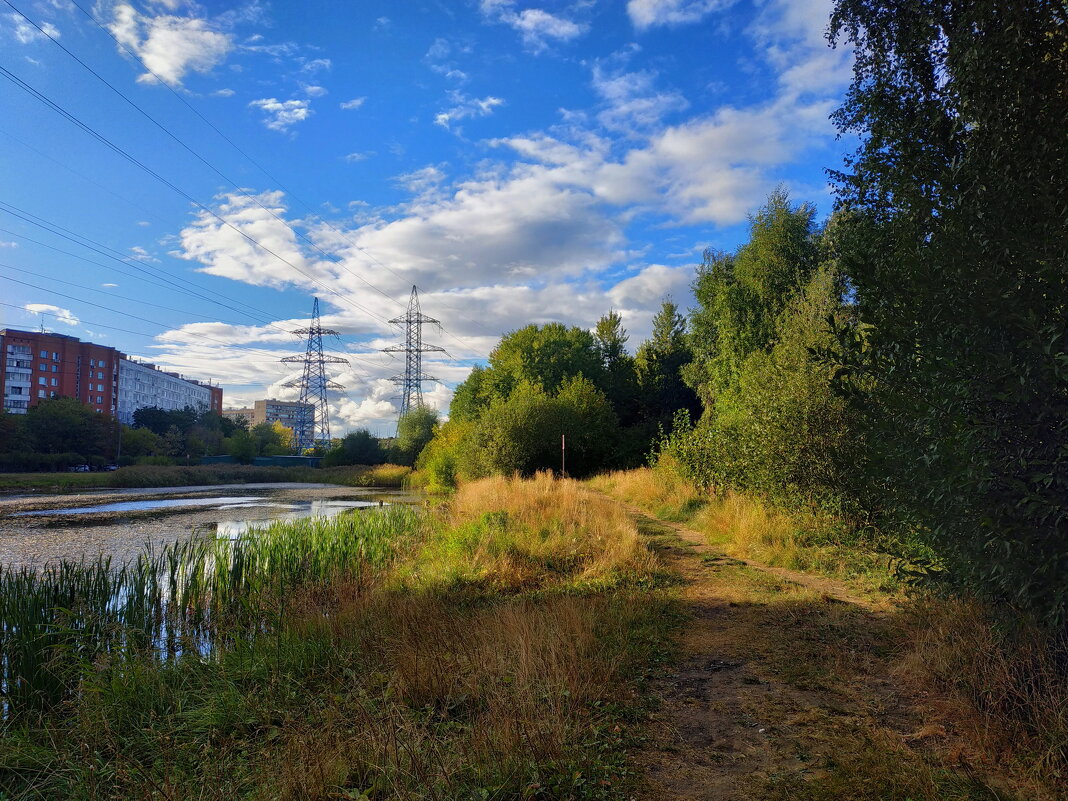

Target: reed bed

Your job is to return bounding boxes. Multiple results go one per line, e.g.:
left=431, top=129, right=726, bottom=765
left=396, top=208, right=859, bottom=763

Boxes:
left=0, top=506, right=420, bottom=719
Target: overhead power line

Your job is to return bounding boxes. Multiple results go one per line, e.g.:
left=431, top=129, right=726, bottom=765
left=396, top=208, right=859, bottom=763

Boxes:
left=0, top=63, right=393, bottom=328
left=62, top=0, right=494, bottom=355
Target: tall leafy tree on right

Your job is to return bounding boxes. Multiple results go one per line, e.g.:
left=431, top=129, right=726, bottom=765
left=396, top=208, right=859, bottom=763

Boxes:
left=827, top=0, right=1068, bottom=623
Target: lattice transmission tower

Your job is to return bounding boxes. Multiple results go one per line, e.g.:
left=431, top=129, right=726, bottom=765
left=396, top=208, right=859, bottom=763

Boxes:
left=281, top=297, right=348, bottom=454
left=382, top=285, right=445, bottom=417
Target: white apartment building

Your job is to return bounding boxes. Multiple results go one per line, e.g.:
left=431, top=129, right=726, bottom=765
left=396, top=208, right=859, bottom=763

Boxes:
left=116, top=359, right=221, bottom=425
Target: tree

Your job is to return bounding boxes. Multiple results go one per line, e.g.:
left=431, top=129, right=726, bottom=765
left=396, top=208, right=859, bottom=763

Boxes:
left=391, top=406, right=439, bottom=466
left=636, top=300, right=700, bottom=432
left=484, top=323, right=603, bottom=399
left=829, top=0, right=1068, bottom=621
left=323, top=429, right=385, bottom=466
left=594, top=310, right=639, bottom=426
left=684, top=190, right=819, bottom=406
left=133, top=406, right=199, bottom=437
left=22, top=398, right=110, bottom=458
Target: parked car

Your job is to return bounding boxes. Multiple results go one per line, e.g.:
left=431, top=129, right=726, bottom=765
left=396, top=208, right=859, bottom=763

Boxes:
left=68, top=464, right=90, bottom=473
left=104, top=464, right=119, bottom=471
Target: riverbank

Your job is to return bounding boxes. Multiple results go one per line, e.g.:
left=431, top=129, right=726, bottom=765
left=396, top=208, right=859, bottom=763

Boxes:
left=3, top=472, right=1060, bottom=800
left=0, top=474, right=678, bottom=800
left=0, top=463, right=411, bottom=493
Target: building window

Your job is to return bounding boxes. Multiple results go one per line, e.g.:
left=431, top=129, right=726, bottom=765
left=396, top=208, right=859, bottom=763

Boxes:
left=38, top=377, right=45, bottom=386
left=39, top=349, right=47, bottom=358
left=97, top=371, right=103, bottom=379
left=52, top=365, right=58, bottom=373
left=39, top=362, right=47, bottom=371
left=96, top=396, right=103, bottom=404
left=51, top=378, right=57, bottom=386
left=97, top=384, right=104, bottom=392
left=52, top=352, right=59, bottom=360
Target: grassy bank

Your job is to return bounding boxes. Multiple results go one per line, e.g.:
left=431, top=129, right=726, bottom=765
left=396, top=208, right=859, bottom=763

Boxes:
left=0, top=463, right=411, bottom=492
left=0, top=473, right=676, bottom=800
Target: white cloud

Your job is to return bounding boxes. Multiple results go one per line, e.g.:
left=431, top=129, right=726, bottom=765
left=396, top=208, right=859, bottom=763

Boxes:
left=212, top=88, right=235, bottom=97
left=101, top=283, right=118, bottom=287
left=302, top=84, right=328, bottom=97
left=300, top=57, right=331, bottom=73
left=592, top=62, right=688, bottom=133
left=108, top=3, right=232, bottom=86
left=343, top=151, right=372, bottom=163
left=479, top=1, right=585, bottom=52
left=626, top=0, right=731, bottom=30
left=434, top=92, right=504, bottom=130
left=25, top=303, right=78, bottom=326
left=340, top=96, right=366, bottom=110
left=0, top=240, right=17, bottom=248
left=6, top=13, right=60, bottom=44
left=249, top=97, right=313, bottom=132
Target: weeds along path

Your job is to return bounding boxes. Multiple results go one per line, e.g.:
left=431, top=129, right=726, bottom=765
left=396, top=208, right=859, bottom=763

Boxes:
left=608, top=498, right=886, bottom=612
left=620, top=505, right=1036, bottom=801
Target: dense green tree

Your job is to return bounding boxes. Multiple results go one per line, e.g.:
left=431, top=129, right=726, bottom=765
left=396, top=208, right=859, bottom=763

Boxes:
left=636, top=300, right=700, bottom=431
left=22, top=398, right=111, bottom=459
left=121, top=426, right=162, bottom=459
left=684, top=190, right=819, bottom=406
left=449, top=365, right=490, bottom=424
left=828, top=0, right=1068, bottom=621
left=594, top=310, right=639, bottom=425
left=391, top=406, right=439, bottom=466
left=484, top=323, right=602, bottom=399
left=323, top=429, right=385, bottom=466
left=132, top=406, right=199, bottom=437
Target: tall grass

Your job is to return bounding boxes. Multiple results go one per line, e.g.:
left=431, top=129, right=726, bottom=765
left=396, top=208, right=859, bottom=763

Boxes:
left=591, top=465, right=898, bottom=589
left=0, top=506, right=419, bottom=719
left=1, top=474, right=674, bottom=800
left=407, top=471, right=657, bottom=593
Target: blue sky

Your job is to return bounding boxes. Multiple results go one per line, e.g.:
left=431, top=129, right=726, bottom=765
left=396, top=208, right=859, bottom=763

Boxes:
left=0, top=0, right=853, bottom=434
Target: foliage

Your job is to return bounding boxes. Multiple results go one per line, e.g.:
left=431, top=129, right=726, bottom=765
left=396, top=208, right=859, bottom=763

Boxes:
left=828, top=0, right=1068, bottom=623
left=663, top=191, right=853, bottom=513
left=390, top=406, right=439, bottom=466
left=322, top=428, right=386, bottom=467
left=635, top=300, right=700, bottom=434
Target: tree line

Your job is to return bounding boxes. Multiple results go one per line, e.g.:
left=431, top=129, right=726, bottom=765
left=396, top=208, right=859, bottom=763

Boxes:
left=418, top=0, right=1067, bottom=626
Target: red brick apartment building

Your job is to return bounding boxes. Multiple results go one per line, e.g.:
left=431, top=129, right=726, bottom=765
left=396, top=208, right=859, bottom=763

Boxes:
left=1, top=329, right=222, bottom=420
left=1, top=329, right=119, bottom=416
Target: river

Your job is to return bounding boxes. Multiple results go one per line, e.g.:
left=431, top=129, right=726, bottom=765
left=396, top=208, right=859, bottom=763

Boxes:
left=0, top=483, right=421, bottom=571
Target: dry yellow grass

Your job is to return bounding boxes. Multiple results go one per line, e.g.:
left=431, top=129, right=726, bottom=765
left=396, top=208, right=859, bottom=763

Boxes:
left=408, top=471, right=657, bottom=592
left=898, top=598, right=1068, bottom=786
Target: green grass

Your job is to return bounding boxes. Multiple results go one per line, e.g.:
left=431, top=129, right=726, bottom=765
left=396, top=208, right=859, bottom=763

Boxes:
left=0, top=507, right=419, bottom=719
left=0, top=463, right=412, bottom=492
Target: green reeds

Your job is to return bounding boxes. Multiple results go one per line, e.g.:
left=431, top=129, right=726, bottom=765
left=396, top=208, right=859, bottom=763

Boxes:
left=0, top=506, right=421, bottom=719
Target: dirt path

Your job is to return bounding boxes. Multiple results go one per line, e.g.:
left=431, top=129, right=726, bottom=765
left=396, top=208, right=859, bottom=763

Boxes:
left=623, top=507, right=1033, bottom=801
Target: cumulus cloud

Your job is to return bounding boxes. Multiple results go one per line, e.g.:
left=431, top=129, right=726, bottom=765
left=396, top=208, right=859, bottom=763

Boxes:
left=339, top=96, right=366, bottom=110
left=25, top=303, right=78, bottom=326
left=107, top=2, right=232, bottom=86
left=479, top=1, right=585, bottom=52
left=249, top=97, right=312, bottom=131
left=434, top=92, right=504, bottom=130
left=626, top=0, right=731, bottom=30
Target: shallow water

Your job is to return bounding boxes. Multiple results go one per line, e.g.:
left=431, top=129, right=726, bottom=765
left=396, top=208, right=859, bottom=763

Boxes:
left=0, top=484, right=412, bottom=570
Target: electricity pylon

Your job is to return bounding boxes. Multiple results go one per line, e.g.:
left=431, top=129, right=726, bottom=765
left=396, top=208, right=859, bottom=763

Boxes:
left=281, top=297, right=348, bottom=454
left=382, top=285, right=445, bottom=417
